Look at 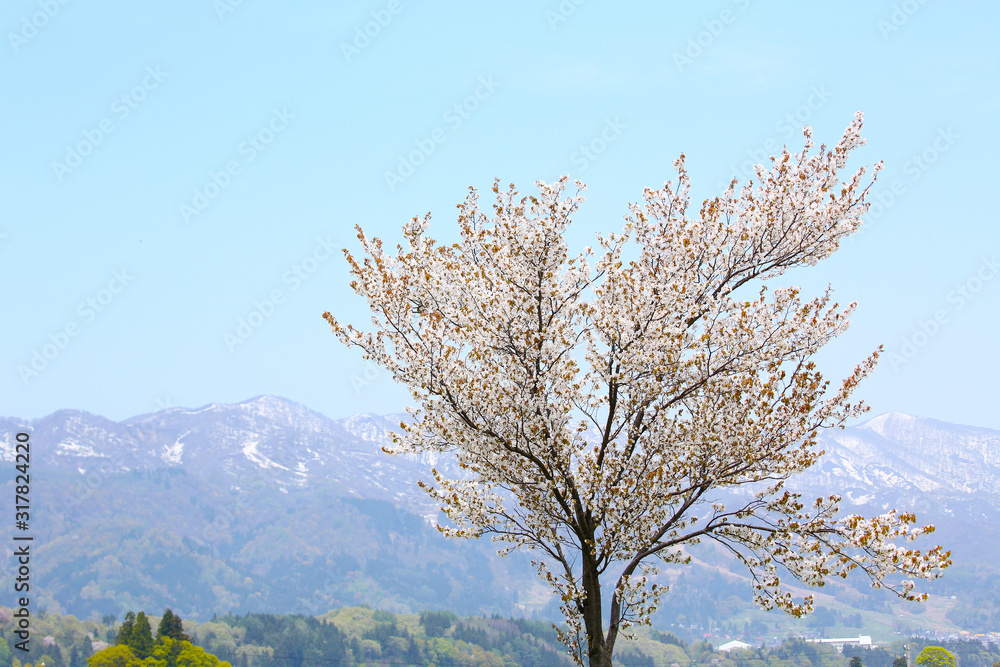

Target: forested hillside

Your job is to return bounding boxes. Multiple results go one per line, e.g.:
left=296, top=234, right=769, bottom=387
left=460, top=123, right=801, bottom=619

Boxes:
left=2, top=607, right=999, bottom=667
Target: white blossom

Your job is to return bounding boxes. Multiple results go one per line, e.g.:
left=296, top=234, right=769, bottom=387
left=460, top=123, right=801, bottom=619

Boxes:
left=324, top=114, right=949, bottom=667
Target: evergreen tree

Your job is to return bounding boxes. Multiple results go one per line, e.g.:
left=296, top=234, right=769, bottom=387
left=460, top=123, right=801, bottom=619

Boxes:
left=157, top=609, right=190, bottom=643
left=115, top=612, right=136, bottom=646
left=350, top=637, right=361, bottom=661
left=81, top=638, right=93, bottom=659
left=894, top=658, right=908, bottom=667
left=419, top=610, right=455, bottom=637
left=406, top=636, right=422, bottom=665
left=129, top=612, right=154, bottom=660
left=851, top=657, right=864, bottom=667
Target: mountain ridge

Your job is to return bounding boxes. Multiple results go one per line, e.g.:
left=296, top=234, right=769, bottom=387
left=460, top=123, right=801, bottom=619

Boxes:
left=1, top=396, right=997, bottom=628
left=4, top=397, right=997, bottom=503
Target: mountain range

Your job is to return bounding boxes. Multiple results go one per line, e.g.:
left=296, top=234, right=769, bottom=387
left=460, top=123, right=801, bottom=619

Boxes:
left=1, top=396, right=997, bottom=635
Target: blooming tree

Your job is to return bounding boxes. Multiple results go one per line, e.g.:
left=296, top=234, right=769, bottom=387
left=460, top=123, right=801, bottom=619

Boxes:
left=324, top=113, right=950, bottom=667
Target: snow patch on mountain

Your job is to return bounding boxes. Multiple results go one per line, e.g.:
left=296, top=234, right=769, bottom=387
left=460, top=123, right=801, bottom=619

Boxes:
left=56, top=439, right=100, bottom=457
left=161, top=430, right=190, bottom=464
left=241, top=439, right=291, bottom=471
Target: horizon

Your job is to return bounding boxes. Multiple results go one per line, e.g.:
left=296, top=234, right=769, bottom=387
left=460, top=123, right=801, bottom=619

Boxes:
left=5, top=392, right=997, bottom=434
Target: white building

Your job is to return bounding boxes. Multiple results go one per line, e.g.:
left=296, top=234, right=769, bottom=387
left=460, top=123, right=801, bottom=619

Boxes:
left=719, top=640, right=754, bottom=652
left=810, top=636, right=873, bottom=652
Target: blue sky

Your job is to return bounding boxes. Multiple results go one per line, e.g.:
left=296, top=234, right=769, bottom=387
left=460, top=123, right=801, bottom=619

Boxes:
left=2, top=1, right=998, bottom=429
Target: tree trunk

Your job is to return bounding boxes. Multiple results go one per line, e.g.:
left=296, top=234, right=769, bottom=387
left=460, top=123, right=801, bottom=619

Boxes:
left=581, top=548, right=616, bottom=667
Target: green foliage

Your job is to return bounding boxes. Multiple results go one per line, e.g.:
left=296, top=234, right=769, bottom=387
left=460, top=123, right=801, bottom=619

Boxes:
left=155, top=610, right=189, bottom=644
left=851, top=656, right=864, bottom=667
left=86, top=640, right=230, bottom=667
left=843, top=645, right=894, bottom=667
left=370, top=609, right=395, bottom=624
left=894, top=658, right=908, bottom=667
left=114, top=613, right=135, bottom=648
left=809, top=606, right=838, bottom=629
left=198, top=613, right=347, bottom=667
left=419, top=609, right=457, bottom=637
left=917, top=647, right=958, bottom=667
left=8, top=605, right=1000, bottom=667
left=754, top=638, right=844, bottom=667
left=88, top=610, right=228, bottom=667
left=128, top=613, right=154, bottom=660
left=145, top=638, right=184, bottom=667
left=86, top=645, right=142, bottom=667
left=649, top=629, right=686, bottom=649
left=147, top=638, right=230, bottom=667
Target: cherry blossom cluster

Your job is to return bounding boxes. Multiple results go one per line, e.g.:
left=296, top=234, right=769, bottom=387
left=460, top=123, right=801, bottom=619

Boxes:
left=324, top=113, right=948, bottom=666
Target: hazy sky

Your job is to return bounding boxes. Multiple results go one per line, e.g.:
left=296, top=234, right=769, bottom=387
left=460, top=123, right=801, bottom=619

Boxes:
left=3, top=2, right=998, bottom=429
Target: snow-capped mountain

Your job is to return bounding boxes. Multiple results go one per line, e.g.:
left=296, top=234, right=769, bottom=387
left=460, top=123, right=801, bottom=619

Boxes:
left=3, top=398, right=998, bottom=520
left=795, top=412, right=1000, bottom=517
left=0, top=397, right=997, bottom=624
left=0, top=395, right=457, bottom=522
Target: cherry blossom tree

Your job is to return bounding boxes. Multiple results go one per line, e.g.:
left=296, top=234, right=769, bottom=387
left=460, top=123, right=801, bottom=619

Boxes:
left=323, top=113, right=950, bottom=667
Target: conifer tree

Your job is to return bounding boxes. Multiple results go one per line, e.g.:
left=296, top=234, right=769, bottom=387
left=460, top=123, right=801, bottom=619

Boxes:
left=115, top=612, right=136, bottom=646
left=156, top=609, right=190, bottom=643
left=128, top=612, right=154, bottom=660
